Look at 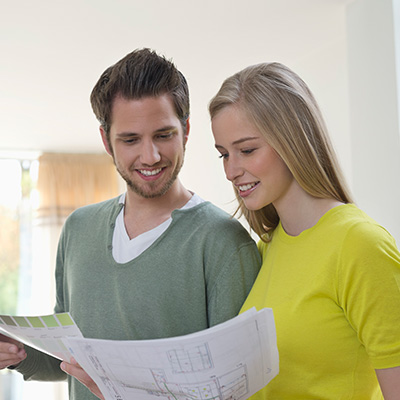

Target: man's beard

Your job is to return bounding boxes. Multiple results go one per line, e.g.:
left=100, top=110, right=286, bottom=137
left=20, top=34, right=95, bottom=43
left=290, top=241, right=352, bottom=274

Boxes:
left=116, top=158, right=184, bottom=199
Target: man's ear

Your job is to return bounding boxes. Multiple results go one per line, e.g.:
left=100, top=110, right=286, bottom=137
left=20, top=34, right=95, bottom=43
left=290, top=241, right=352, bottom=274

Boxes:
left=100, top=126, right=113, bottom=156
left=184, top=118, right=190, bottom=144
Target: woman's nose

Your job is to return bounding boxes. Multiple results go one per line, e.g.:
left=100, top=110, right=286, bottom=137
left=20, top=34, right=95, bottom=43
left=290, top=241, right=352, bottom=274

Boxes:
left=224, top=158, right=243, bottom=182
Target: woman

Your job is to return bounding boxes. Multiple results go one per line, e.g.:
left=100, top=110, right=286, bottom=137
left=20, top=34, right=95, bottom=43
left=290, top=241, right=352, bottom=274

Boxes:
left=209, top=62, right=400, bottom=399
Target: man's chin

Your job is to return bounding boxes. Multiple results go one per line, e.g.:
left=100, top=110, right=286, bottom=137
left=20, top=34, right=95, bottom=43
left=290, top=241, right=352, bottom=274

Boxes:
left=127, top=182, right=173, bottom=199
left=119, top=164, right=182, bottom=200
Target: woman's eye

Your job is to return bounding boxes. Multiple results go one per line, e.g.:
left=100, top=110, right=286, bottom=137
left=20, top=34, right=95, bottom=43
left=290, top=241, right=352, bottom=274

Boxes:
left=218, top=153, right=228, bottom=159
left=242, top=148, right=256, bottom=155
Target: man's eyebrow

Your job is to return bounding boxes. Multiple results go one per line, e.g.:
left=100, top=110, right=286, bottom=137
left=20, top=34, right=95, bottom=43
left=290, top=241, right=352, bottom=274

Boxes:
left=154, top=126, right=178, bottom=133
left=116, top=126, right=178, bottom=136
left=116, top=131, right=139, bottom=137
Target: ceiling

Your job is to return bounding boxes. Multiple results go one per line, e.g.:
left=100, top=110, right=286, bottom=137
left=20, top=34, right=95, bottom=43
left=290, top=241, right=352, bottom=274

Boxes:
left=0, top=0, right=353, bottom=156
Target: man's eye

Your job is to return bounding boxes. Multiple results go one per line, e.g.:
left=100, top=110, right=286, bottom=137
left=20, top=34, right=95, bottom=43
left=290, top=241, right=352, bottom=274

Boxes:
left=157, top=132, right=173, bottom=139
left=123, top=138, right=138, bottom=144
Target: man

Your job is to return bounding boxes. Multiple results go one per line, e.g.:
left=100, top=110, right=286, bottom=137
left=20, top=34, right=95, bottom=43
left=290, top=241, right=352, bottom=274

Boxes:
left=0, top=48, right=260, bottom=399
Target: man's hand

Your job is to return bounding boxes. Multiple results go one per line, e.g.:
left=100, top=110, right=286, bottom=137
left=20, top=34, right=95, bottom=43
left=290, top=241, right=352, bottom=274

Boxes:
left=60, top=358, right=105, bottom=400
left=0, top=333, right=27, bottom=369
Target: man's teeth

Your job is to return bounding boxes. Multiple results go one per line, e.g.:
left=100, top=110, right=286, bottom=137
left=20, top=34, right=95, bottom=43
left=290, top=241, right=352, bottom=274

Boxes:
left=239, top=183, right=256, bottom=191
left=140, top=168, right=162, bottom=176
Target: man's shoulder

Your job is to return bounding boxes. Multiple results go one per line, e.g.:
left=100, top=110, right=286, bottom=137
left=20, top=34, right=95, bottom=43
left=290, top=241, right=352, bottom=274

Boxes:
left=175, top=201, right=231, bottom=223
left=65, top=196, right=121, bottom=224
left=174, top=202, right=252, bottom=240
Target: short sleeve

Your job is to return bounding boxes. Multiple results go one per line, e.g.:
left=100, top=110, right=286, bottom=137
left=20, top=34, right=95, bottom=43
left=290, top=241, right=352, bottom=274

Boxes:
left=338, top=221, right=400, bottom=369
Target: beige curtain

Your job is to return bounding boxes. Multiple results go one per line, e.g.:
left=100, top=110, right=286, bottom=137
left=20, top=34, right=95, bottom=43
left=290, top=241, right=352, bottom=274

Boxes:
left=26, top=153, right=120, bottom=400
left=36, top=152, right=119, bottom=223
left=32, top=151, right=120, bottom=311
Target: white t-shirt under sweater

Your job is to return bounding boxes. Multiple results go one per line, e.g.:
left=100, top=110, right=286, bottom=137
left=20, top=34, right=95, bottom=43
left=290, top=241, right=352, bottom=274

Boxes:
left=113, top=192, right=204, bottom=263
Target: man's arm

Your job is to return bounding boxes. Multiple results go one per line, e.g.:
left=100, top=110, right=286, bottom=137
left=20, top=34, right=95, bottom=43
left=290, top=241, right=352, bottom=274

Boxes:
left=376, top=366, right=400, bottom=399
left=0, top=333, right=26, bottom=369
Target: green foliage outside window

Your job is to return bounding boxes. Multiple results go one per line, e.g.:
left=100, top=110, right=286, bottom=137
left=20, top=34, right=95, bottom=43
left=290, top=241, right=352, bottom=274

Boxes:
left=0, top=206, right=20, bottom=314
left=0, top=162, right=34, bottom=315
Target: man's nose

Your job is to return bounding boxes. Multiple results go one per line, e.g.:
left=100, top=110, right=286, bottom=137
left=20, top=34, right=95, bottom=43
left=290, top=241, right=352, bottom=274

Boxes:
left=140, top=140, right=161, bottom=165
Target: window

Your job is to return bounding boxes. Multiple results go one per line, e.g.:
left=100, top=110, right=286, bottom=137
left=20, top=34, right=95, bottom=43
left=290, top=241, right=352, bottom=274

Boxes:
left=0, top=155, right=67, bottom=400
left=0, top=152, right=118, bottom=400
left=0, top=159, right=23, bottom=316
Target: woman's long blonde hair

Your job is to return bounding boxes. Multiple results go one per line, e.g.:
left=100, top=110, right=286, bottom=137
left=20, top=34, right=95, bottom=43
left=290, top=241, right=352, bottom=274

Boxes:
left=209, top=62, right=353, bottom=240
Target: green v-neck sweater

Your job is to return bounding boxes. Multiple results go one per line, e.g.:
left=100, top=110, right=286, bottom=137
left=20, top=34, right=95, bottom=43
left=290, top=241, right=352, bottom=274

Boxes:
left=16, top=197, right=261, bottom=400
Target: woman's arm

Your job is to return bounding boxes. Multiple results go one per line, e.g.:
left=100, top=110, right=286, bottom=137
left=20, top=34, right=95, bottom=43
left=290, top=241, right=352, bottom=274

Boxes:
left=376, top=366, right=400, bottom=399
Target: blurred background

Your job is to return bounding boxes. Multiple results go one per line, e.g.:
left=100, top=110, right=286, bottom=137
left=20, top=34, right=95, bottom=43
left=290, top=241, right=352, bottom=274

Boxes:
left=0, top=0, right=399, bottom=398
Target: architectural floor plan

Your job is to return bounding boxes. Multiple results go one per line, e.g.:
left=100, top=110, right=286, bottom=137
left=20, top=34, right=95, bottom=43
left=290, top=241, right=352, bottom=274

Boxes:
left=64, top=308, right=278, bottom=400
left=0, top=308, right=278, bottom=400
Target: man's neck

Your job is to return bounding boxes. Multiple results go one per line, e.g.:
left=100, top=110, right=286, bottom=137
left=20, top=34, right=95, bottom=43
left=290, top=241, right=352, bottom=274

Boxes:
left=123, top=180, right=192, bottom=239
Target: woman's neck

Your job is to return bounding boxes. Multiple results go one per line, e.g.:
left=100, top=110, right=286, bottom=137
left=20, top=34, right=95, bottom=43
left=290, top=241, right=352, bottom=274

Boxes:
left=275, top=182, right=344, bottom=237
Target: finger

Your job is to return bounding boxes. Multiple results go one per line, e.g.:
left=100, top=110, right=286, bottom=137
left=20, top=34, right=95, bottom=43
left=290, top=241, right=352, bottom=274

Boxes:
left=60, top=361, right=88, bottom=383
left=0, top=344, right=26, bottom=367
left=0, top=352, right=27, bottom=369
left=0, top=359, right=20, bottom=369
left=69, top=356, right=78, bottom=365
left=0, top=334, right=24, bottom=348
left=1, top=344, right=25, bottom=356
left=60, top=362, right=105, bottom=400
left=0, top=337, right=25, bottom=362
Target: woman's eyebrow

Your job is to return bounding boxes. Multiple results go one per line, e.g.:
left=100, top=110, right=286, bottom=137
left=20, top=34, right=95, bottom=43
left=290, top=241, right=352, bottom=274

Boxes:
left=232, top=136, right=260, bottom=145
left=215, top=136, right=260, bottom=150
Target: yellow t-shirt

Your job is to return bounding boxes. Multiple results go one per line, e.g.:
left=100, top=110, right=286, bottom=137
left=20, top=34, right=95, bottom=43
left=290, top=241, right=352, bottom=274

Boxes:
left=241, top=204, right=400, bottom=399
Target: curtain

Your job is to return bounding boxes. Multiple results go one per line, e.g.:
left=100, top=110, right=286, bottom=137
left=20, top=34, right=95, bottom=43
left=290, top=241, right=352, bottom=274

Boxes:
left=31, top=152, right=120, bottom=311
left=36, top=152, right=119, bottom=223
left=24, top=152, right=120, bottom=400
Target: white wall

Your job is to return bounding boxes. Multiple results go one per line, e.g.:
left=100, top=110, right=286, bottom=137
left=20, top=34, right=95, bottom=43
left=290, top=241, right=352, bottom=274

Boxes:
left=179, top=0, right=353, bottom=220
left=395, top=0, right=400, bottom=127
left=346, top=0, right=400, bottom=244
left=0, top=0, right=399, bottom=243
